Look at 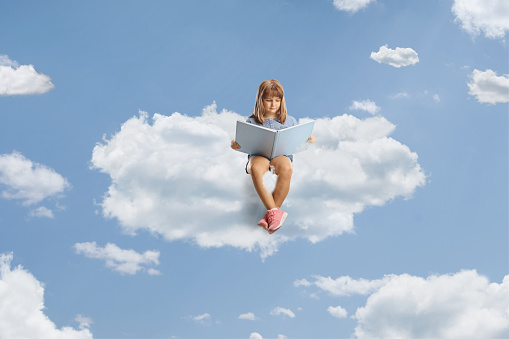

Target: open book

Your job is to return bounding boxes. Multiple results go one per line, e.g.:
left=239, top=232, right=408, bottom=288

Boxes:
left=234, top=120, right=315, bottom=159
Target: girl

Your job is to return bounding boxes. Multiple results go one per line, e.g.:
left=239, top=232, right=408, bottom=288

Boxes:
left=231, top=79, right=315, bottom=234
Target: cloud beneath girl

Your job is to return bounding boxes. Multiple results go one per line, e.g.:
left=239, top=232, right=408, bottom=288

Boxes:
left=91, top=103, right=425, bottom=258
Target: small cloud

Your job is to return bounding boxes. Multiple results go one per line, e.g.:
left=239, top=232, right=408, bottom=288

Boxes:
left=327, top=305, right=348, bottom=319
left=371, top=45, right=419, bottom=68
left=249, top=333, right=263, bottom=339
left=29, top=206, right=54, bottom=218
left=74, top=242, right=160, bottom=275
left=270, top=307, right=296, bottom=318
left=192, top=313, right=211, bottom=326
left=349, top=100, right=381, bottom=115
left=75, top=314, right=93, bottom=330
left=452, top=0, right=509, bottom=39
left=238, top=312, right=259, bottom=321
left=391, top=91, right=409, bottom=99
left=467, top=69, right=509, bottom=105
left=0, top=55, right=55, bottom=96
left=0, top=151, right=70, bottom=207
left=433, top=94, right=441, bottom=102
left=333, top=0, right=375, bottom=14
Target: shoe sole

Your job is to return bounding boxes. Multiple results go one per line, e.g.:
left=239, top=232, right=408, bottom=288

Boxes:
left=268, top=212, right=288, bottom=234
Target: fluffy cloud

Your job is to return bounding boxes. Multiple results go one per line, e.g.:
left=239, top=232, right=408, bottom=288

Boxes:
left=91, top=103, right=425, bottom=258
left=0, top=152, right=70, bottom=214
left=297, top=270, right=509, bottom=339
left=0, top=252, right=93, bottom=339
left=333, top=0, right=375, bottom=13
left=467, top=69, right=509, bottom=105
left=270, top=307, right=296, bottom=318
left=349, top=100, right=380, bottom=115
left=370, top=45, right=419, bottom=68
left=452, top=0, right=509, bottom=39
left=238, top=312, right=259, bottom=321
left=327, top=305, right=348, bottom=319
left=0, top=55, right=55, bottom=96
left=249, top=333, right=263, bottom=339
left=74, top=242, right=160, bottom=275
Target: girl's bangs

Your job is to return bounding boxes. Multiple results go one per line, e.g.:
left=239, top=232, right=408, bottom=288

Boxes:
left=263, top=87, right=284, bottom=99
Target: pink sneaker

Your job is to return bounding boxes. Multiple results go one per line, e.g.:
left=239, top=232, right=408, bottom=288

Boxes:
left=257, top=215, right=268, bottom=230
left=267, top=208, right=288, bottom=234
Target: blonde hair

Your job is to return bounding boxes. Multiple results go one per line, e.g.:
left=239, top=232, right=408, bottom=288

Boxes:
left=251, top=79, right=287, bottom=124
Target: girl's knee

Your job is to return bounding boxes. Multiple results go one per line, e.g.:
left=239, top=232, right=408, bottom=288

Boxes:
left=276, top=163, right=293, bottom=177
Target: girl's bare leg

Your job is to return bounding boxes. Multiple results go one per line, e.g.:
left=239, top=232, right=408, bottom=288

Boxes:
left=249, top=156, right=277, bottom=210
left=270, top=156, right=293, bottom=208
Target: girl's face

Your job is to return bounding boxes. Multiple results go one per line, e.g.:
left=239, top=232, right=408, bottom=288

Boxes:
left=262, top=96, right=281, bottom=116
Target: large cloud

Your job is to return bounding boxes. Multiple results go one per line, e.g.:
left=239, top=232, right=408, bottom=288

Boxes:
left=370, top=45, right=419, bottom=68
left=467, top=69, right=509, bottom=105
left=296, top=271, right=509, bottom=339
left=0, top=152, right=70, bottom=217
left=91, top=103, right=425, bottom=258
left=0, top=252, right=93, bottom=339
left=332, top=0, right=375, bottom=14
left=452, top=0, right=509, bottom=39
left=0, top=55, right=55, bottom=96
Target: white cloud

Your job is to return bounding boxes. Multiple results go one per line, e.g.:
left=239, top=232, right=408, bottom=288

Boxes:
left=333, top=0, right=375, bottom=13
left=296, top=275, right=393, bottom=296
left=297, top=270, right=509, bottom=339
left=391, top=91, right=409, bottom=99
left=0, top=55, right=55, bottom=96
left=467, top=69, right=509, bottom=105
left=29, top=206, right=54, bottom=218
left=327, top=305, right=348, bottom=319
left=370, top=45, right=419, bottom=68
left=249, top=333, right=263, bottom=339
left=0, top=151, right=70, bottom=206
left=452, top=0, right=509, bottom=39
left=91, top=103, right=425, bottom=258
left=270, top=307, right=296, bottom=318
left=433, top=93, right=441, bottom=102
left=192, top=313, right=211, bottom=326
left=349, top=100, right=380, bottom=115
left=75, top=315, right=93, bottom=330
left=0, top=252, right=93, bottom=339
left=238, top=312, right=259, bottom=321
left=74, top=242, right=160, bottom=275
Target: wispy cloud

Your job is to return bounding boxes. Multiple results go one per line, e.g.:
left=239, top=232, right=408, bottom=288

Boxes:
left=467, top=69, right=509, bottom=105
left=270, top=307, right=296, bottom=318
left=239, top=312, right=259, bottom=321
left=0, top=55, right=55, bottom=96
left=332, top=0, right=375, bottom=14
left=0, top=152, right=70, bottom=212
left=349, top=99, right=380, bottom=115
left=74, top=242, right=160, bottom=275
left=91, top=103, right=425, bottom=258
left=192, top=313, right=211, bottom=326
left=452, top=0, right=509, bottom=39
left=371, top=45, right=419, bottom=68
left=0, top=252, right=93, bottom=338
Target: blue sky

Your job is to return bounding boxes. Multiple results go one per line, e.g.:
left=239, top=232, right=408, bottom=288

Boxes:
left=0, top=0, right=508, bottom=338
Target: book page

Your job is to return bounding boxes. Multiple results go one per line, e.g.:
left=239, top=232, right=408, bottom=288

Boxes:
left=234, top=121, right=276, bottom=158
left=273, top=120, right=315, bottom=158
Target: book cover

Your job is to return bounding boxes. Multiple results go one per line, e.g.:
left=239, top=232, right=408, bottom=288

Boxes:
left=234, top=120, right=315, bottom=159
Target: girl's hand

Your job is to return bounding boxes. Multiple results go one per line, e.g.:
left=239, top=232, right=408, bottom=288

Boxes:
left=231, top=140, right=241, bottom=149
left=307, top=134, right=315, bottom=144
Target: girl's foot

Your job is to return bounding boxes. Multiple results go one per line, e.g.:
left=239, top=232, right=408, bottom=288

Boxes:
left=267, top=208, right=288, bottom=234
left=257, top=216, right=268, bottom=230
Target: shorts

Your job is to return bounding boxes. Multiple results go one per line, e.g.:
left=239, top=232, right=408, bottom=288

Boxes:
left=245, top=154, right=293, bottom=174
